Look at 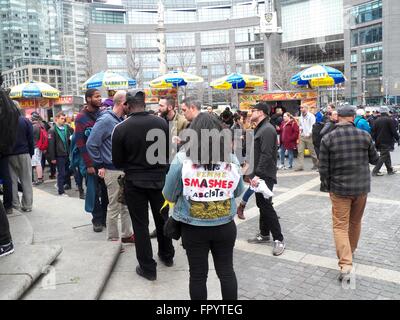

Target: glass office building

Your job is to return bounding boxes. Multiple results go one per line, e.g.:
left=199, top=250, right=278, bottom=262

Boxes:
left=280, top=0, right=344, bottom=69
left=88, top=0, right=273, bottom=104
left=344, top=0, right=400, bottom=105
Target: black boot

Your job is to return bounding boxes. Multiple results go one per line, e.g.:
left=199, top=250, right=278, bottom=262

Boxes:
left=79, top=187, right=85, bottom=200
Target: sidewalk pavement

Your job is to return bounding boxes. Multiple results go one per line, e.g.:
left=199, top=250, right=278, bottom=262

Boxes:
left=2, top=149, right=400, bottom=300
left=1, top=185, right=122, bottom=300
left=101, top=150, right=400, bottom=300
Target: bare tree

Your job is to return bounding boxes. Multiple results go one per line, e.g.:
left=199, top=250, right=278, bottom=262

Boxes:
left=272, top=51, right=300, bottom=91
left=212, top=48, right=232, bottom=105
left=127, top=46, right=142, bottom=87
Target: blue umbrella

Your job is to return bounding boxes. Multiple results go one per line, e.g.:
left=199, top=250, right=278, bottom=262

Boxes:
left=82, top=70, right=136, bottom=90
left=291, top=65, right=345, bottom=88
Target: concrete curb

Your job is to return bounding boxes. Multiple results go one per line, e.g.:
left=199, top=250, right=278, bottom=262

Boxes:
left=23, top=241, right=122, bottom=300
left=0, top=244, right=62, bottom=300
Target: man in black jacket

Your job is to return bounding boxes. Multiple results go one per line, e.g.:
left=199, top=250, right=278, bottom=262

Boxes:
left=112, top=89, right=174, bottom=281
left=48, top=112, right=74, bottom=196
left=371, top=106, right=400, bottom=176
left=247, top=103, right=285, bottom=256
left=0, top=81, right=19, bottom=257
left=319, top=105, right=379, bottom=282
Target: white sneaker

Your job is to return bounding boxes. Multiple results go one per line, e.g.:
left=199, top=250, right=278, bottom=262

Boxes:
left=272, top=240, right=285, bottom=256
left=59, top=193, right=69, bottom=197
left=278, top=165, right=284, bottom=170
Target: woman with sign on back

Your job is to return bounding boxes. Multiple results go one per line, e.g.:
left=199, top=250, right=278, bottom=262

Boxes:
left=163, top=113, right=245, bottom=300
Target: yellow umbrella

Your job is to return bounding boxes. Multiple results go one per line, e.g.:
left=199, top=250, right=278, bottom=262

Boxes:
left=9, top=81, right=60, bottom=99
left=210, top=73, right=264, bottom=90
left=149, top=71, right=203, bottom=89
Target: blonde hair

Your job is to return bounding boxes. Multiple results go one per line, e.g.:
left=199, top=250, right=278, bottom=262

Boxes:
left=284, top=112, right=294, bottom=120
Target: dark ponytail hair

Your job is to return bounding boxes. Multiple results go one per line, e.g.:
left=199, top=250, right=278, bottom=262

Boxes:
left=184, top=113, right=232, bottom=169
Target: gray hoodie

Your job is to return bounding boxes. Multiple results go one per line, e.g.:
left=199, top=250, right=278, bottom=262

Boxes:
left=87, top=110, right=124, bottom=170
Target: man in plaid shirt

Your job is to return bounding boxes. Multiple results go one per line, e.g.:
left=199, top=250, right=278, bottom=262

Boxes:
left=319, top=105, right=379, bottom=282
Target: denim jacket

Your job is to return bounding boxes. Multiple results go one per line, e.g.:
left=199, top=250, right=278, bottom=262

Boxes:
left=163, top=151, right=245, bottom=227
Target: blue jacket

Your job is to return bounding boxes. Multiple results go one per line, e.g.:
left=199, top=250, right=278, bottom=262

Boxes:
left=163, top=151, right=245, bottom=227
left=354, top=116, right=371, bottom=134
left=86, top=110, right=124, bottom=170
left=8, top=116, right=34, bottom=156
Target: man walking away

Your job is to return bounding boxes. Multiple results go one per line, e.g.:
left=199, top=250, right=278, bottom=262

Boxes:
left=319, top=105, right=379, bottom=282
left=75, top=89, right=107, bottom=232
left=295, top=105, right=318, bottom=171
left=246, top=103, right=285, bottom=256
left=48, top=112, right=74, bottom=196
left=371, top=106, right=399, bottom=177
left=112, top=89, right=174, bottom=281
left=7, top=103, right=34, bottom=212
left=87, top=90, right=134, bottom=243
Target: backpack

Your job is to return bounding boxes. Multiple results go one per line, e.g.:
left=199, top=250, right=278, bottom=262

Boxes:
left=37, top=126, right=49, bottom=151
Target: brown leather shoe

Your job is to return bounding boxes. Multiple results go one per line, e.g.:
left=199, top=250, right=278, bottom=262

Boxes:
left=237, top=202, right=246, bottom=220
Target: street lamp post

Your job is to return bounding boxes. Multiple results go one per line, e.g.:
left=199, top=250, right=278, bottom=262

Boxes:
left=260, top=0, right=282, bottom=93
left=362, top=78, right=366, bottom=106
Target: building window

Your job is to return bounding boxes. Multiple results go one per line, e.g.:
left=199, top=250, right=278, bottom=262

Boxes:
left=351, top=24, right=382, bottom=47
left=361, top=45, right=382, bottom=62
left=201, top=30, right=229, bottom=46
left=106, top=34, right=126, bottom=48
left=351, top=66, right=358, bottom=80
left=91, top=10, right=125, bottom=24
left=365, top=79, right=382, bottom=96
left=351, top=0, right=382, bottom=25
left=107, top=54, right=127, bottom=68
left=351, top=51, right=358, bottom=64
left=198, top=7, right=230, bottom=22
left=362, top=63, right=382, bottom=78
left=132, top=33, right=157, bottom=48
left=166, top=33, right=195, bottom=47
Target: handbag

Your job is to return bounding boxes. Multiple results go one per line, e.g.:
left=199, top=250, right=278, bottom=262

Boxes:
left=117, top=174, right=126, bottom=205
left=163, top=216, right=181, bottom=240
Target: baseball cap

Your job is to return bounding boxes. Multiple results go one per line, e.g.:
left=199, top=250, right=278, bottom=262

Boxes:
left=337, top=105, right=356, bottom=117
left=251, top=102, right=270, bottom=114
left=124, top=89, right=145, bottom=105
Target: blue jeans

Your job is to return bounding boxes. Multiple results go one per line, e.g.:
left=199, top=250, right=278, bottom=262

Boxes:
left=241, top=187, right=254, bottom=204
left=280, top=147, right=294, bottom=168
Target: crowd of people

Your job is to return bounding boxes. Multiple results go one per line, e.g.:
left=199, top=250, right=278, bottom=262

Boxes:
left=1, top=71, right=400, bottom=298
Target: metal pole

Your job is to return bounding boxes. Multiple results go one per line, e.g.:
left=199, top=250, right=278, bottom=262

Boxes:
left=264, top=33, right=272, bottom=92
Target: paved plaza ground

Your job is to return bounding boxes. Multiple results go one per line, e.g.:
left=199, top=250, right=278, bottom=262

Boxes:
left=2, top=150, right=400, bottom=300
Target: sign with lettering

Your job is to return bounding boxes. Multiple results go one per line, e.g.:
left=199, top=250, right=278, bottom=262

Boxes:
left=181, top=160, right=241, bottom=202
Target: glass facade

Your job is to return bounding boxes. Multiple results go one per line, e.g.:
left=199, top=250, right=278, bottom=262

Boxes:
left=351, top=0, right=382, bottom=25
left=200, top=30, right=229, bottom=46
left=106, top=34, right=126, bottom=48
left=122, top=0, right=260, bottom=25
left=281, top=0, right=343, bottom=43
left=286, top=40, right=344, bottom=65
left=91, top=9, right=125, bottom=24
left=166, top=32, right=195, bottom=47
left=361, top=45, right=382, bottom=62
left=351, top=24, right=382, bottom=47
left=107, top=54, right=127, bottom=68
left=362, top=62, right=382, bottom=78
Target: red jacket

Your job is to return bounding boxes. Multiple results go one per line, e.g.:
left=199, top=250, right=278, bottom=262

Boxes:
left=280, top=120, right=299, bottom=150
